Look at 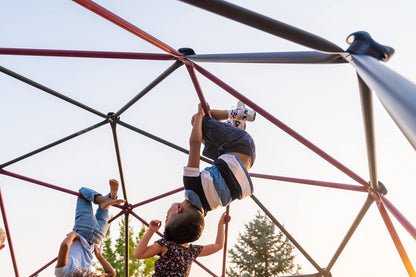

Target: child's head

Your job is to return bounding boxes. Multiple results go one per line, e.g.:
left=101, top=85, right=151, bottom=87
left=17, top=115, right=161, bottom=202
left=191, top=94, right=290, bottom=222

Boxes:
left=164, top=201, right=204, bottom=244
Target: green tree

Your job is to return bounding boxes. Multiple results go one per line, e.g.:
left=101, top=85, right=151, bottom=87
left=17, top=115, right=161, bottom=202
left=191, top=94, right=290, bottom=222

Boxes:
left=227, top=211, right=301, bottom=277
left=94, top=217, right=157, bottom=276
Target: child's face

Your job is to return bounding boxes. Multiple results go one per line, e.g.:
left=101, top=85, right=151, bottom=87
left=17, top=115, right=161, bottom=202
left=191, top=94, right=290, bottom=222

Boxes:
left=165, top=202, right=181, bottom=225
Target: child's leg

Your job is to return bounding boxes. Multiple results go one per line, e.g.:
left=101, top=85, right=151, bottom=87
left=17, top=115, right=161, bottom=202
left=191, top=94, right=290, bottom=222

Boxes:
left=73, top=187, right=101, bottom=242
left=202, top=116, right=256, bottom=164
left=210, top=109, right=228, bottom=121
left=92, top=180, right=123, bottom=244
left=93, top=194, right=110, bottom=244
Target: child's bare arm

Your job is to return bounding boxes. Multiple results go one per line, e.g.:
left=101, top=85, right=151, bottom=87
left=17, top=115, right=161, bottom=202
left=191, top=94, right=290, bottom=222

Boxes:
left=134, top=220, right=165, bottom=259
left=94, top=244, right=116, bottom=277
left=56, top=231, right=79, bottom=268
left=199, top=212, right=231, bottom=257
left=187, top=104, right=205, bottom=168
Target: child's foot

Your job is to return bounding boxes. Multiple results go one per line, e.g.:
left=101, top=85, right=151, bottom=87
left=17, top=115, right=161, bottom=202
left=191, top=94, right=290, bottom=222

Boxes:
left=227, top=101, right=256, bottom=122
left=98, top=196, right=125, bottom=210
left=109, top=179, right=119, bottom=199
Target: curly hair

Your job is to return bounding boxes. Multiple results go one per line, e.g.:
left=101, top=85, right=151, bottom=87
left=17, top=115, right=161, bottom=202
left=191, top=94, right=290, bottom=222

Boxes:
left=164, top=205, right=204, bottom=244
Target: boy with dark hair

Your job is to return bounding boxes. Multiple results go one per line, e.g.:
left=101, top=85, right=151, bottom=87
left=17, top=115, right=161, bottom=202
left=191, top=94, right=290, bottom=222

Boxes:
left=164, top=101, right=256, bottom=244
left=55, top=179, right=125, bottom=277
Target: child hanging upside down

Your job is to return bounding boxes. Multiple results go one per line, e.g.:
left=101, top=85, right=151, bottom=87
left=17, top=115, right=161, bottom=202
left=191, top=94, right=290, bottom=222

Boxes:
left=166, top=101, right=256, bottom=243
left=134, top=101, right=255, bottom=276
left=55, top=179, right=125, bottom=277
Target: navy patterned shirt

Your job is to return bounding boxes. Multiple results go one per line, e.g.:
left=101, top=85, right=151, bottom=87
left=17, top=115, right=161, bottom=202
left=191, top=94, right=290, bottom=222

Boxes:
left=153, top=238, right=203, bottom=277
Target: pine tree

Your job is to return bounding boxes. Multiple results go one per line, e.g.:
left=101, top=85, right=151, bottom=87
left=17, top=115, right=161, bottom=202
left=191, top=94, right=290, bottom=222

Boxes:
left=94, top=217, right=157, bottom=276
left=227, top=211, right=301, bottom=277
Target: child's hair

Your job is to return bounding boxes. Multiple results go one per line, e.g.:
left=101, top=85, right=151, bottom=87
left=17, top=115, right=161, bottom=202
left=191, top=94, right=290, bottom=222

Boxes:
left=164, top=205, right=204, bottom=244
left=70, top=267, right=102, bottom=277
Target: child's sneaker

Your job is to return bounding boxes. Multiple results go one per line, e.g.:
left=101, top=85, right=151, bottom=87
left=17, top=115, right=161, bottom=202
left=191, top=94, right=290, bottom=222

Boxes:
left=227, top=101, right=256, bottom=122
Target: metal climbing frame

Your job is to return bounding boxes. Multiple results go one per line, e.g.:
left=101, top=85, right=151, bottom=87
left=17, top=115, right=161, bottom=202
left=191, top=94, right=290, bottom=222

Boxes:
left=1, top=0, right=416, bottom=276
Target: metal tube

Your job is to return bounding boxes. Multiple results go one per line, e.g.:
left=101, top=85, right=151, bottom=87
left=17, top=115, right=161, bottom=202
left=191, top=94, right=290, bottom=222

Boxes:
left=109, top=121, right=128, bottom=203
left=1, top=120, right=108, bottom=169
left=221, top=205, right=230, bottom=277
left=372, top=192, right=416, bottom=276
left=178, top=0, right=344, bottom=53
left=0, top=65, right=107, bottom=118
left=380, top=195, right=416, bottom=241
left=0, top=169, right=124, bottom=209
left=250, top=173, right=367, bottom=192
left=124, top=212, right=130, bottom=277
left=117, top=120, right=213, bottom=164
left=0, top=169, right=80, bottom=197
left=185, top=64, right=211, bottom=116
left=72, top=0, right=182, bottom=57
left=326, top=195, right=373, bottom=271
left=194, top=63, right=369, bottom=187
left=28, top=257, right=57, bottom=277
left=250, top=195, right=323, bottom=273
left=115, top=61, right=183, bottom=117
left=0, top=47, right=174, bottom=60
left=188, top=51, right=347, bottom=64
left=357, top=74, right=379, bottom=191
left=130, top=187, right=184, bottom=209
left=0, top=188, right=20, bottom=277
left=108, top=209, right=127, bottom=224
left=351, top=54, right=416, bottom=150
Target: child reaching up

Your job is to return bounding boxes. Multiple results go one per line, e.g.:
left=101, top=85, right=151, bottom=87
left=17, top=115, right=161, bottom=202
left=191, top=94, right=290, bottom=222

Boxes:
left=134, top=212, right=231, bottom=276
left=55, top=179, right=125, bottom=277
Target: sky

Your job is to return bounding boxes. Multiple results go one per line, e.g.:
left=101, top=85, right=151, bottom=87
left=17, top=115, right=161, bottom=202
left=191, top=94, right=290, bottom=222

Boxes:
left=1, top=0, right=416, bottom=276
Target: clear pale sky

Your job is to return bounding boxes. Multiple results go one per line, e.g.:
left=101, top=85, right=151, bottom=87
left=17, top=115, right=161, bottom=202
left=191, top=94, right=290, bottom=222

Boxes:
left=1, top=0, right=415, bottom=276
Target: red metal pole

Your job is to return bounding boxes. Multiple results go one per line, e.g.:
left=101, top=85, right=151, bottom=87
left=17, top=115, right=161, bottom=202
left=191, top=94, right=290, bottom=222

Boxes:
left=380, top=194, right=416, bottom=241
left=193, top=63, right=369, bottom=188
left=72, top=0, right=183, bottom=57
left=0, top=188, right=20, bottom=277
left=0, top=169, right=124, bottom=209
left=250, top=173, right=367, bottom=192
left=108, top=209, right=128, bottom=224
left=371, top=192, right=416, bottom=277
left=28, top=257, right=57, bottom=277
left=0, top=48, right=174, bottom=60
left=0, top=169, right=80, bottom=197
left=185, top=64, right=212, bottom=117
left=130, top=187, right=184, bottom=209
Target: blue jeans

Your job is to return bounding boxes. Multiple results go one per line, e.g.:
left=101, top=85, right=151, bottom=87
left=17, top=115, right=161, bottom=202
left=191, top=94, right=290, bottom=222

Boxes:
left=72, top=187, right=110, bottom=244
left=202, top=116, right=256, bottom=165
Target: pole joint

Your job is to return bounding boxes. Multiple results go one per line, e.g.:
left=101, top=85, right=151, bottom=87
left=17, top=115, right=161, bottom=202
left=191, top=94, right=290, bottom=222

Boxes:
left=346, top=31, right=394, bottom=62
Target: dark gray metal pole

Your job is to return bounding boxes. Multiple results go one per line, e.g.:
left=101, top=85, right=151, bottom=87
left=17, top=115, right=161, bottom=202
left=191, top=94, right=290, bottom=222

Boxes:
left=178, top=0, right=345, bottom=53
left=109, top=118, right=130, bottom=276
left=0, top=65, right=107, bottom=118
left=1, top=120, right=108, bottom=169
left=117, top=120, right=213, bottom=164
left=351, top=54, right=416, bottom=150
left=188, top=51, right=347, bottom=64
left=115, top=61, right=183, bottom=117
left=109, top=119, right=128, bottom=203
left=250, top=195, right=324, bottom=273
left=326, top=195, right=373, bottom=271
left=357, top=75, right=379, bottom=191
